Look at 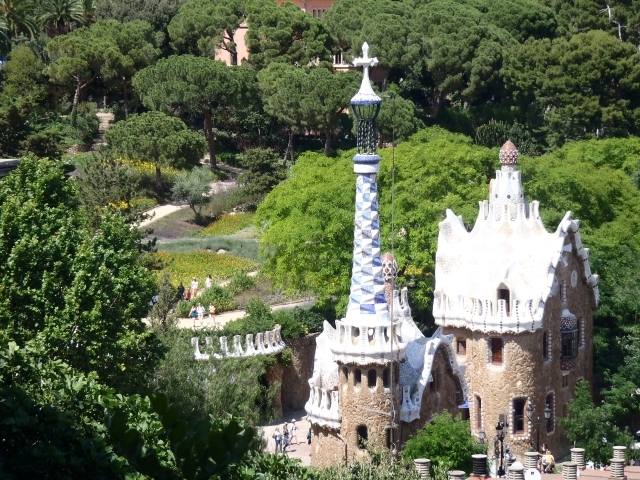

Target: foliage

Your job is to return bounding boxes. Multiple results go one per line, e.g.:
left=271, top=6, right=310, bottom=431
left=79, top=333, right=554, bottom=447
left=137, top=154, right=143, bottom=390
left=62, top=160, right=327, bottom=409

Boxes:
left=196, top=212, right=256, bottom=237
left=226, top=270, right=257, bottom=295
left=238, top=147, right=286, bottom=196
left=503, top=30, right=640, bottom=147
left=246, top=0, right=334, bottom=70
left=95, top=0, right=186, bottom=31
left=320, top=443, right=422, bottom=480
left=403, top=411, right=486, bottom=473
left=375, top=90, right=424, bottom=146
left=150, top=271, right=179, bottom=333
left=560, top=381, right=634, bottom=466
left=151, top=329, right=278, bottom=426
left=104, top=111, right=206, bottom=190
left=155, top=250, right=258, bottom=288
left=171, top=166, right=213, bottom=223
left=474, top=120, right=539, bottom=155
left=0, top=157, right=163, bottom=393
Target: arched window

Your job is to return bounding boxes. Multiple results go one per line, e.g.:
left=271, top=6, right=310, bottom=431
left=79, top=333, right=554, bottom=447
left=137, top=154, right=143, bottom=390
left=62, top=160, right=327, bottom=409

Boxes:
left=354, top=369, right=361, bottom=386
left=546, top=393, right=554, bottom=433
left=475, top=395, right=482, bottom=430
left=368, top=369, right=377, bottom=389
left=383, top=368, right=390, bottom=388
left=356, top=425, right=368, bottom=450
left=490, top=337, right=503, bottom=365
left=543, top=330, right=549, bottom=361
left=498, top=288, right=510, bottom=316
left=513, top=398, right=527, bottom=434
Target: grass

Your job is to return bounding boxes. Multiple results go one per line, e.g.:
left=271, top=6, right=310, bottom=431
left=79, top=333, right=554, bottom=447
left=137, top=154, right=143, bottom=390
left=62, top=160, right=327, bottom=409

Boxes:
left=196, top=213, right=255, bottom=237
left=155, top=236, right=260, bottom=262
left=155, top=250, right=258, bottom=287
left=143, top=208, right=200, bottom=238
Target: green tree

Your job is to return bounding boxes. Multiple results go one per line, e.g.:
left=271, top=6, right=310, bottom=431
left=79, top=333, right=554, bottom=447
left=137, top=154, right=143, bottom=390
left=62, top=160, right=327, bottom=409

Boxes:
left=246, top=0, right=334, bottom=70
left=0, top=45, right=46, bottom=107
left=560, top=381, right=634, bottom=466
left=104, top=111, right=207, bottom=191
left=403, top=411, right=486, bottom=473
left=168, top=0, right=249, bottom=64
left=171, top=166, right=213, bottom=222
left=0, top=0, right=38, bottom=41
left=237, top=147, right=286, bottom=196
left=374, top=90, right=424, bottom=147
left=503, top=30, right=640, bottom=147
left=149, top=272, right=178, bottom=333
left=95, top=0, right=185, bottom=31
left=37, top=0, right=83, bottom=36
left=133, top=54, right=240, bottom=169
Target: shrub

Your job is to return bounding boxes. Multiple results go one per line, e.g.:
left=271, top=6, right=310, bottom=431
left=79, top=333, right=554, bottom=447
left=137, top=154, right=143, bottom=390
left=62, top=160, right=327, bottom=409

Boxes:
left=403, top=411, right=486, bottom=474
left=176, top=285, right=236, bottom=317
left=196, top=213, right=256, bottom=237
left=226, top=270, right=258, bottom=295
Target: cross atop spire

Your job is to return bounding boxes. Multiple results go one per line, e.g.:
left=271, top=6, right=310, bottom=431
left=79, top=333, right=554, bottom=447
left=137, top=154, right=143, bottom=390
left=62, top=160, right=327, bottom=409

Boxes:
left=351, top=43, right=381, bottom=105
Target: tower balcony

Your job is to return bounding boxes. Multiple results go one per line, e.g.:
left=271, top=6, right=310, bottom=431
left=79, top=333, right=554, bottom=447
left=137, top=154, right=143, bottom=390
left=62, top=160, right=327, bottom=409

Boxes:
left=305, top=384, right=341, bottom=430
left=329, top=319, right=407, bottom=365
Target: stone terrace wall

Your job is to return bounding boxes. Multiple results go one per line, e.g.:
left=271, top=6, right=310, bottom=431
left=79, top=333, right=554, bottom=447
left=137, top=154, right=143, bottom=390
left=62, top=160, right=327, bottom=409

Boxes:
left=281, top=333, right=319, bottom=411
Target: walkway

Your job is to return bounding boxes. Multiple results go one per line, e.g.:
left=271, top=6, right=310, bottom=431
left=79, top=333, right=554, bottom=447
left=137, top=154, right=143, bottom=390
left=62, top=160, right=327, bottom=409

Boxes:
left=138, top=202, right=189, bottom=228
left=261, top=410, right=312, bottom=467
left=89, top=111, right=115, bottom=151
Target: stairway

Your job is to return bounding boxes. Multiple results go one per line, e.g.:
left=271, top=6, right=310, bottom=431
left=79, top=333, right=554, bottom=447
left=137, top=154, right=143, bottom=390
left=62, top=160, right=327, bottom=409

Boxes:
left=89, top=111, right=115, bottom=152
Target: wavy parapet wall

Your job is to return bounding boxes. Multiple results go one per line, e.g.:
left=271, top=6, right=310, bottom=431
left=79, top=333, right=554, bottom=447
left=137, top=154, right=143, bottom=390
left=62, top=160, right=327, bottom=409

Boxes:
left=191, top=324, right=286, bottom=361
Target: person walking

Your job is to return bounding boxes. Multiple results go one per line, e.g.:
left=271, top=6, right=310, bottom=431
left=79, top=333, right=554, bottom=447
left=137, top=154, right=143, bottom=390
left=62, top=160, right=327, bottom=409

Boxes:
left=177, top=282, right=185, bottom=300
left=289, top=419, right=298, bottom=445
left=196, top=303, right=205, bottom=327
left=191, top=277, right=199, bottom=297
left=307, top=428, right=311, bottom=445
left=272, top=427, right=283, bottom=453
left=189, top=305, right=197, bottom=328
left=282, top=424, right=290, bottom=453
left=209, top=303, right=216, bottom=324
left=205, top=274, right=213, bottom=289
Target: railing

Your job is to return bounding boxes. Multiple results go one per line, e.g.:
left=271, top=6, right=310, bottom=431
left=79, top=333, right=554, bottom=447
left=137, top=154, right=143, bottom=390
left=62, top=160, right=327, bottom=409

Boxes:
left=304, top=383, right=341, bottom=430
left=191, top=324, right=286, bottom=361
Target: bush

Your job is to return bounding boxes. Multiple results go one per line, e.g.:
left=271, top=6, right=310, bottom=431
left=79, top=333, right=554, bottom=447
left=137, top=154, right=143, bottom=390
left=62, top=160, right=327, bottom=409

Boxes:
left=20, top=130, right=64, bottom=159
left=176, top=285, right=236, bottom=317
left=403, top=411, right=486, bottom=474
left=226, top=270, right=258, bottom=295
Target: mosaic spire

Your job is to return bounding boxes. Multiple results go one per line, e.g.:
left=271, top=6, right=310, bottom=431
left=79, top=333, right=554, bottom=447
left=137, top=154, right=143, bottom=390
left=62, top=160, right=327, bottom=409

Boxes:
left=346, top=43, right=387, bottom=319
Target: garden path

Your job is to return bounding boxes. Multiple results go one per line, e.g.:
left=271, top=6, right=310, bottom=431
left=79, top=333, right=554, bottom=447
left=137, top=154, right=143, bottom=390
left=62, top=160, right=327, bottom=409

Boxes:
left=89, top=111, right=115, bottom=151
left=260, top=410, right=312, bottom=467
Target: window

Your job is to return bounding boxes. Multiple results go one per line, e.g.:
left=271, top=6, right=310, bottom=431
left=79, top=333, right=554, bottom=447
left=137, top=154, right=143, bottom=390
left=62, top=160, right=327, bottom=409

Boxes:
left=543, top=331, right=549, bottom=361
left=457, top=338, right=467, bottom=355
left=513, top=398, right=526, bottom=434
left=368, top=369, right=377, bottom=389
left=562, top=375, right=568, bottom=388
left=498, top=288, right=510, bottom=316
left=356, top=425, right=368, bottom=450
left=491, top=337, right=503, bottom=365
left=561, top=329, right=578, bottom=359
left=383, top=368, right=390, bottom=388
left=355, top=369, right=361, bottom=386
left=342, top=367, right=348, bottom=383
left=545, top=393, right=554, bottom=433
left=475, top=395, right=482, bottom=430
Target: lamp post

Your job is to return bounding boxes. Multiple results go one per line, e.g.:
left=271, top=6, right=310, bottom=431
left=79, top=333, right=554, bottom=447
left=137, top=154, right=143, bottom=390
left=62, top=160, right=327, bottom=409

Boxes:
left=496, top=419, right=507, bottom=477
left=478, top=429, right=486, bottom=444
left=527, top=403, right=552, bottom=452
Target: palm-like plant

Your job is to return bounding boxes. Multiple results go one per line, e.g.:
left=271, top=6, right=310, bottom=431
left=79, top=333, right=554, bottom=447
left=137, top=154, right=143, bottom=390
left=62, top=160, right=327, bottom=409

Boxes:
left=80, top=0, right=94, bottom=26
left=0, top=0, right=38, bottom=39
left=37, top=0, right=82, bottom=36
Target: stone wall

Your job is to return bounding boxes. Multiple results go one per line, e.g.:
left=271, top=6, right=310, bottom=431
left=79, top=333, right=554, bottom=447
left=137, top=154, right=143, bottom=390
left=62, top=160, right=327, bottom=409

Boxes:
left=445, top=231, right=594, bottom=462
left=281, top=333, right=319, bottom=412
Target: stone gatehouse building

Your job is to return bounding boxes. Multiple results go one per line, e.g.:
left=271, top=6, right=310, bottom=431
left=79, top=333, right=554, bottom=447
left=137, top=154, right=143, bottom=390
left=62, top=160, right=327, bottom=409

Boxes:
left=433, top=141, right=599, bottom=459
left=305, top=44, right=468, bottom=468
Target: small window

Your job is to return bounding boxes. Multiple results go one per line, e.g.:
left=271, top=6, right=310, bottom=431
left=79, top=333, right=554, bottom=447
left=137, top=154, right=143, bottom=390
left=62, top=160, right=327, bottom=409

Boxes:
left=513, top=398, right=526, bottom=434
left=546, top=394, right=554, bottom=433
left=342, top=367, right=348, bottom=382
left=562, top=375, right=568, bottom=388
left=561, top=329, right=578, bottom=359
left=357, top=425, right=368, bottom=450
left=475, top=395, right=482, bottom=430
left=457, top=338, right=467, bottom=355
left=383, top=368, right=390, bottom=388
left=491, top=338, right=503, bottom=365
left=355, top=369, right=361, bottom=386
left=543, top=331, right=549, bottom=361
left=368, top=369, right=377, bottom=389
left=498, top=288, right=510, bottom=316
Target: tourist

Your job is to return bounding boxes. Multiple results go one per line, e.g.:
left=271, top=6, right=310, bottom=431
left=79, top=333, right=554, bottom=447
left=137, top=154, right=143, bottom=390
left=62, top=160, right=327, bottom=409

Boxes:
left=177, top=282, right=185, bottom=300
left=209, top=303, right=216, bottom=323
left=289, top=419, right=298, bottom=445
left=185, top=289, right=191, bottom=301
left=272, top=427, right=283, bottom=453
left=196, top=303, right=205, bottom=327
left=307, top=428, right=311, bottom=445
left=283, top=424, right=290, bottom=452
left=189, top=306, right=197, bottom=328
left=191, top=277, right=198, bottom=297
left=542, top=449, right=555, bottom=473
left=205, top=274, right=212, bottom=289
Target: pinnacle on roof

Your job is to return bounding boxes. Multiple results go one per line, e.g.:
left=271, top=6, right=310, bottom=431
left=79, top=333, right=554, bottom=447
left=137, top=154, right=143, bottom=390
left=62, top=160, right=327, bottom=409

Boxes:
left=499, top=140, right=518, bottom=166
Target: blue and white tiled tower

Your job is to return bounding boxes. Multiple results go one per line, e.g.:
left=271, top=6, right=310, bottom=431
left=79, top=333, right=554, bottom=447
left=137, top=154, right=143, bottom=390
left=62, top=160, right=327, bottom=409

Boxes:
left=330, top=43, right=407, bottom=366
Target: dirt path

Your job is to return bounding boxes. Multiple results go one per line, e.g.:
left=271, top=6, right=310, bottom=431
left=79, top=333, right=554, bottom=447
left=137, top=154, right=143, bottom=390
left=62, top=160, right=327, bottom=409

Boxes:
left=261, top=410, right=312, bottom=467
left=89, top=111, right=115, bottom=152
left=138, top=202, right=190, bottom=228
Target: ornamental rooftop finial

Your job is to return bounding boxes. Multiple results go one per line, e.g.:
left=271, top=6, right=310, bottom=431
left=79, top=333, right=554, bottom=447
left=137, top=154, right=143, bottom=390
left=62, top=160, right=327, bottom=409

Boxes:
left=351, top=42, right=381, bottom=105
left=499, top=140, right=518, bottom=167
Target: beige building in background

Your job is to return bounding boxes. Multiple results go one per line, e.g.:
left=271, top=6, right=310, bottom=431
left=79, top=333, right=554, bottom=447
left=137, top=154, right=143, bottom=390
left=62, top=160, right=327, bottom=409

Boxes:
left=433, top=141, right=599, bottom=461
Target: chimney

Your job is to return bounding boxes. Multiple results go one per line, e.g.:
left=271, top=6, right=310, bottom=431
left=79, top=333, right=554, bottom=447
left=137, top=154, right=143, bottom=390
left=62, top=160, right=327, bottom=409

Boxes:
left=570, top=448, right=585, bottom=470
left=414, top=458, right=431, bottom=479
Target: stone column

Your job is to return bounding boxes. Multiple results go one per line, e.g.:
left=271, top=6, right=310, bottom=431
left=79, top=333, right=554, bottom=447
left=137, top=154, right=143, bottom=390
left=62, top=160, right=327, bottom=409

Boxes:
left=563, top=461, right=578, bottom=480
left=610, top=458, right=625, bottom=478
left=524, top=452, right=539, bottom=470
left=472, top=454, right=488, bottom=476
left=414, top=458, right=431, bottom=479
left=613, top=446, right=627, bottom=460
left=448, top=470, right=465, bottom=480
left=508, top=463, right=524, bottom=480
left=571, top=448, right=586, bottom=469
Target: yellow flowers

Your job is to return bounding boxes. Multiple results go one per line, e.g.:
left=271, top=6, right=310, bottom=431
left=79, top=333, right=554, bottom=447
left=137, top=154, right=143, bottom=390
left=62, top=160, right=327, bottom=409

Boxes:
left=155, top=251, right=258, bottom=286
left=404, top=264, right=424, bottom=276
left=118, top=159, right=180, bottom=177
left=196, top=213, right=255, bottom=237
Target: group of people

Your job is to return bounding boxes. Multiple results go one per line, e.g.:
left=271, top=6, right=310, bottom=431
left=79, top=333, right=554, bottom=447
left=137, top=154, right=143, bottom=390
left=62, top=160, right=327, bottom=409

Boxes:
left=271, top=419, right=312, bottom=454
left=188, top=302, right=216, bottom=328
left=177, top=275, right=214, bottom=301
